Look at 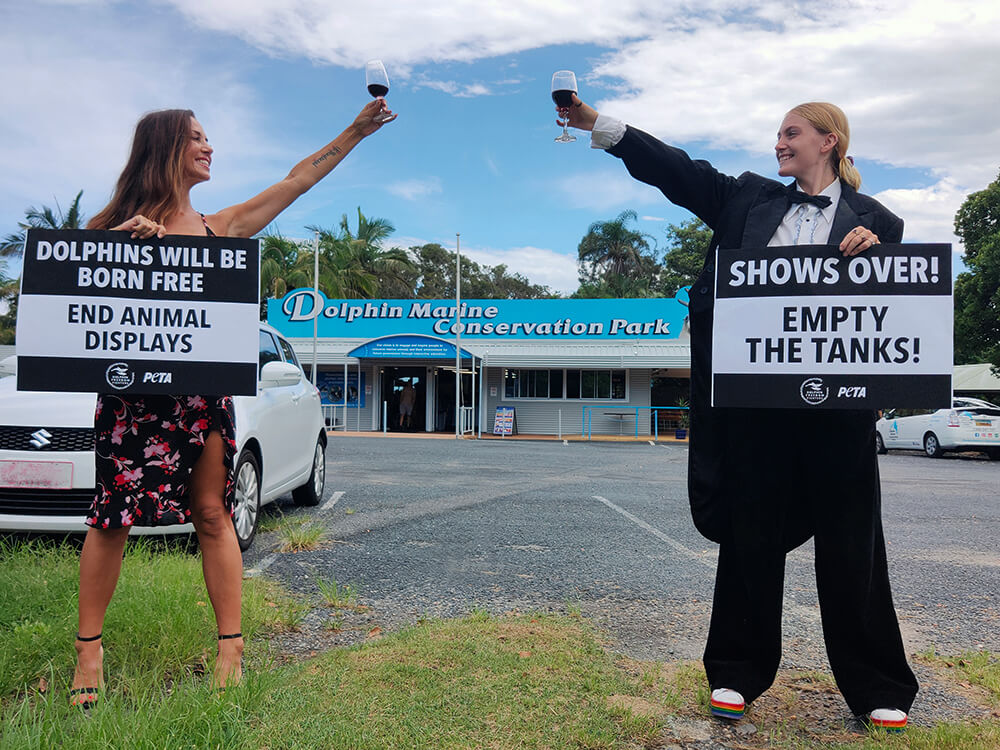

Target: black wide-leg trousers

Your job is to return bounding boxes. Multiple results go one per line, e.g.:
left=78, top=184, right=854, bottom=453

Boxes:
left=701, top=408, right=918, bottom=716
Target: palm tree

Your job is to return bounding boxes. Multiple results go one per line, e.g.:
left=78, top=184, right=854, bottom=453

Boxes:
left=1, top=190, right=86, bottom=259
left=576, top=209, right=658, bottom=297
left=335, top=208, right=417, bottom=297
left=1, top=191, right=87, bottom=342
left=308, top=208, right=417, bottom=299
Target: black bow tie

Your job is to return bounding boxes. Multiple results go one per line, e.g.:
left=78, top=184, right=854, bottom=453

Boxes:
left=786, top=185, right=832, bottom=209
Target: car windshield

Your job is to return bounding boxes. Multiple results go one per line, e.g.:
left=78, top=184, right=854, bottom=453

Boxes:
left=956, top=399, right=1000, bottom=409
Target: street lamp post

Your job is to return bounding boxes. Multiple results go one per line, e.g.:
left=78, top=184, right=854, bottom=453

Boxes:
left=312, top=230, right=319, bottom=386
left=455, top=232, right=461, bottom=439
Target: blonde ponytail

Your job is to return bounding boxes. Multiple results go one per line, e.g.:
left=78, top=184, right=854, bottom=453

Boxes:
left=837, top=154, right=862, bottom=190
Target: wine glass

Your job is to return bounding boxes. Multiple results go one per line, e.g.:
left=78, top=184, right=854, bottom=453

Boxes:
left=551, top=70, right=578, bottom=143
left=365, top=60, right=393, bottom=123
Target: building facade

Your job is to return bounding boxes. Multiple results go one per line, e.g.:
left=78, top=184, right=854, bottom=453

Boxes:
left=267, top=291, right=692, bottom=437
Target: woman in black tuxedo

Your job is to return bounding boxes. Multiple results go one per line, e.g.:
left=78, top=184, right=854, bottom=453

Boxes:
left=559, top=98, right=917, bottom=731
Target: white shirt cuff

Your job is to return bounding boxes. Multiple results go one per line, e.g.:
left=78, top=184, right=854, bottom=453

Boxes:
left=591, top=114, right=626, bottom=150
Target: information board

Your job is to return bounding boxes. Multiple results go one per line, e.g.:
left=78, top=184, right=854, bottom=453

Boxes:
left=493, top=406, right=516, bottom=435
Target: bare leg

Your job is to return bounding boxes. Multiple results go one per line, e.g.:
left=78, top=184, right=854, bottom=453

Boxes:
left=189, top=430, right=243, bottom=688
left=74, top=525, right=130, bottom=692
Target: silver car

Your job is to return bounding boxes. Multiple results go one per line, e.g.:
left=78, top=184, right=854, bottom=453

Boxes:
left=0, top=324, right=327, bottom=550
left=876, top=397, right=1000, bottom=459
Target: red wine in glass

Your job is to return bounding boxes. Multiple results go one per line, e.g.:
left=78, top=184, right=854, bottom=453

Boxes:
left=551, top=71, right=578, bottom=143
left=365, top=60, right=393, bottom=123
left=551, top=89, right=575, bottom=108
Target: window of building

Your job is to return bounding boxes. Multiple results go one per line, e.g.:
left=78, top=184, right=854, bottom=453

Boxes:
left=504, top=369, right=626, bottom=400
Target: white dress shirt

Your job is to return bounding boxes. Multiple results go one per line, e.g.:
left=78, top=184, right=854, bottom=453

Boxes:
left=768, top=179, right=841, bottom=246
left=590, top=114, right=844, bottom=246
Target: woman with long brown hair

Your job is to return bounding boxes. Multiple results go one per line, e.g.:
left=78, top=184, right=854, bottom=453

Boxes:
left=71, top=99, right=395, bottom=707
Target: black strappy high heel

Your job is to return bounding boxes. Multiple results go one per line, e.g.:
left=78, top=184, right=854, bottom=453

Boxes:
left=214, top=632, right=243, bottom=691
left=70, top=632, right=103, bottom=709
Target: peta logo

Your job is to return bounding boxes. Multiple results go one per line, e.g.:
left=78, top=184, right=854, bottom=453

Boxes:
left=799, top=377, right=829, bottom=405
left=105, top=362, right=135, bottom=390
left=836, top=386, right=868, bottom=398
left=142, top=372, right=173, bottom=384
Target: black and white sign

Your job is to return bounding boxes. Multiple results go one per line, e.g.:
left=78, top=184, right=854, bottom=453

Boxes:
left=711, top=244, right=953, bottom=409
left=16, top=229, right=260, bottom=395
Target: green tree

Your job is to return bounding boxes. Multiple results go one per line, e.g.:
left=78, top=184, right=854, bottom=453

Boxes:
left=1, top=190, right=86, bottom=260
left=259, top=233, right=313, bottom=319
left=410, top=243, right=553, bottom=299
left=576, top=210, right=658, bottom=297
left=325, top=208, right=417, bottom=298
left=0, top=275, right=18, bottom=345
left=953, top=170, right=1000, bottom=370
left=657, top=218, right=712, bottom=297
left=0, top=191, right=87, bottom=343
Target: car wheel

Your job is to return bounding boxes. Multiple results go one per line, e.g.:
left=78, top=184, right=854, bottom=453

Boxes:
left=923, top=432, right=944, bottom=458
left=293, top=435, right=326, bottom=507
left=232, top=450, right=261, bottom=551
left=875, top=432, right=887, bottom=455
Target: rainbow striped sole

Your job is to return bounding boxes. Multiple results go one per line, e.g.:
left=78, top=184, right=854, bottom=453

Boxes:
left=710, top=696, right=745, bottom=720
left=869, top=714, right=907, bottom=733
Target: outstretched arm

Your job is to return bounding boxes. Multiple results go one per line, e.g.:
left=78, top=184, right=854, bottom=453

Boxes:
left=209, top=99, right=396, bottom=238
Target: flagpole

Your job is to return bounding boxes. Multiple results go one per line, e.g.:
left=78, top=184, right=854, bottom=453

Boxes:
left=312, top=230, right=319, bottom=386
left=455, top=232, right=461, bottom=439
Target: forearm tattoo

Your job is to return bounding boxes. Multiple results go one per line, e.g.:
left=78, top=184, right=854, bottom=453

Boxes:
left=312, top=146, right=343, bottom=168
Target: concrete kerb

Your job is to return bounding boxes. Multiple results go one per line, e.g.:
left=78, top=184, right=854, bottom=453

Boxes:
left=325, top=430, right=689, bottom=444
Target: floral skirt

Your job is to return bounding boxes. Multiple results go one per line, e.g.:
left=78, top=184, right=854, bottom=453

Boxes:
left=88, top=394, right=237, bottom=529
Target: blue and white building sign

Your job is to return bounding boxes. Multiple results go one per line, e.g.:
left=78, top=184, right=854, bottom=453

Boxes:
left=348, top=335, right=472, bottom=360
left=268, top=291, right=691, bottom=340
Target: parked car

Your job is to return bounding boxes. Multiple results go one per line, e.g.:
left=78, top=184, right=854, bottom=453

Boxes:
left=0, top=324, right=326, bottom=550
left=876, top=397, right=1000, bottom=459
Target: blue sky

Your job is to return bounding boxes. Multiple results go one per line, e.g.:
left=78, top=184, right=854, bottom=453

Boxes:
left=2, top=0, right=997, bottom=294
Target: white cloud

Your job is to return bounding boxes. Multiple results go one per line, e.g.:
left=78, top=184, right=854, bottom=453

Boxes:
left=873, top=178, right=965, bottom=253
left=463, top=245, right=579, bottom=294
left=0, top=2, right=288, bottom=236
left=387, top=177, right=443, bottom=201
left=411, top=78, right=493, bottom=98
left=157, top=0, right=998, bottom=205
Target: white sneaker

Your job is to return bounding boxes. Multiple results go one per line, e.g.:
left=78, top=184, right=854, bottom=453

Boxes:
left=710, top=688, right=745, bottom=719
left=869, top=708, right=907, bottom=732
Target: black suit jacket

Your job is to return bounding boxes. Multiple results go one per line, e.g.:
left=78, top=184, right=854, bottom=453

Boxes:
left=609, top=126, right=904, bottom=544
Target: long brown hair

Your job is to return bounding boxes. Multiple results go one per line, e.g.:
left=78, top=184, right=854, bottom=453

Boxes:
left=786, top=102, right=861, bottom=190
left=88, top=109, right=196, bottom=229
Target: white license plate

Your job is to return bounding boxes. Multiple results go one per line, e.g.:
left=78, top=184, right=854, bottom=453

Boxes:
left=0, top=460, right=74, bottom=489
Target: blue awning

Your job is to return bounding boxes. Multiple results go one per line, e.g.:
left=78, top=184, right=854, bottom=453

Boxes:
left=348, top=334, right=474, bottom=360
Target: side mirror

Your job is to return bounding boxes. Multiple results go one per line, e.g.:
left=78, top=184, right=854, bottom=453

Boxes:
left=259, top=360, right=302, bottom=389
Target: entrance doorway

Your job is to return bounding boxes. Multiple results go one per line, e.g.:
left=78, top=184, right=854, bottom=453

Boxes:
left=380, top=367, right=426, bottom=432
left=433, top=367, right=475, bottom=432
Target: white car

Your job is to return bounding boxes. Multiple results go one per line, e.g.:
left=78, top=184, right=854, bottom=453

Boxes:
left=876, top=397, right=1000, bottom=459
left=0, top=324, right=326, bottom=550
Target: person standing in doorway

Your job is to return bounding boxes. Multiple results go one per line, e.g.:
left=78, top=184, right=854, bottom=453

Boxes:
left=398, top=379, right=416, bottom=429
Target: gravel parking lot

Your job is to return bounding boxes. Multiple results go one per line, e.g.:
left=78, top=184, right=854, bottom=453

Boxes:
left=245, top=435, right=1000, bottom=728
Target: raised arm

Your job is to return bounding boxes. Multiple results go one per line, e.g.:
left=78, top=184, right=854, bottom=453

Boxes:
left=209, top=99, right=396, bottom=238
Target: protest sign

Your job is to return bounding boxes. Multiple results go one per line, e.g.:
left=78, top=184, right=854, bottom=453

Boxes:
left=711, top=244, right=952, bottom=409
left=16, top=228, right=260, bottom=395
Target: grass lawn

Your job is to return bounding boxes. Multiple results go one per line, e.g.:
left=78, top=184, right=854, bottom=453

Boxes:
left=1, top=537, right=998, bottom=749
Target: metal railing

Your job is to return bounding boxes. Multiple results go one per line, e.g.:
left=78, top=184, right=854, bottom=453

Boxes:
left=459, top=406, right=475, bottom=435
left=322, top=404, right=344, bottom=430
left=581, top=405, right=689, bottom=441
